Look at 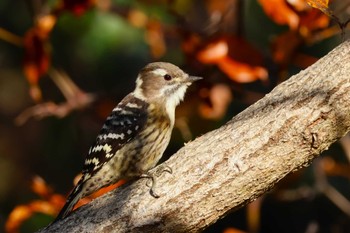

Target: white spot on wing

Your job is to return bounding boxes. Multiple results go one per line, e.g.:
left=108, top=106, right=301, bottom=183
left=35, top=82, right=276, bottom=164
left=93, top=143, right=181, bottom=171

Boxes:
left=113, top=107, right=122, bottom=112
left=126, top=103, right=141, bottom=108
left=85, top=157, right=100, bottom=166
left=127, top=129, right=132, bottom=135
left=98, top=133, right=125, bottom=140
left=84, top=173, right=91, bottom=180
left=87, top=144, right=115, bottom=168
left=121, top=110, right=133, bottom=115
left=91, top=144, right=112, bottom=153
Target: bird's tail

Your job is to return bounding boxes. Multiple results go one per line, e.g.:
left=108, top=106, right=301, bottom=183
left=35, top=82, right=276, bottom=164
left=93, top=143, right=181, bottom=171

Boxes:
left=53, top=181, right=84, bottom=223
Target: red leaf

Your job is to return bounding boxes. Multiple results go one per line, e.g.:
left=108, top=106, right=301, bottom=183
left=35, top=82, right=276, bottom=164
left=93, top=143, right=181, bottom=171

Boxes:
left=59, top=0, right=95, bottom=16
left=23, top=29, right=50, bottom=85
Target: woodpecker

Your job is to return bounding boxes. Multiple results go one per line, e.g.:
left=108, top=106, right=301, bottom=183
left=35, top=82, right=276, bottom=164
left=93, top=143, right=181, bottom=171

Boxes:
left=54, top=62, right=202, bottom=222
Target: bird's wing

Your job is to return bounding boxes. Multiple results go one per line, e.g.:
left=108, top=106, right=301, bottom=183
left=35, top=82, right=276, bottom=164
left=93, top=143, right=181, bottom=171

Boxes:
left=53, top=94, right=149, bottom=222
left=82, top=94, right=149, bottom=176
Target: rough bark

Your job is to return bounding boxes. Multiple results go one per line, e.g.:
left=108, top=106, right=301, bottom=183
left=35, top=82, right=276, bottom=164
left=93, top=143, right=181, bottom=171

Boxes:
left=40, top=40, right=350, bottom=233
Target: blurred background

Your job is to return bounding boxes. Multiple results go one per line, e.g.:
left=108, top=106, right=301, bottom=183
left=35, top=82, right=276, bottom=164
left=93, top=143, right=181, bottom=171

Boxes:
left=0, top=0, right=350, bottom=232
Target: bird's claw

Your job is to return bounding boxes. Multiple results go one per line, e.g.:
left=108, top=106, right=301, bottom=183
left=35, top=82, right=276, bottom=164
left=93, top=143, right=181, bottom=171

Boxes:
left=140, top=165, right=172, bottom=198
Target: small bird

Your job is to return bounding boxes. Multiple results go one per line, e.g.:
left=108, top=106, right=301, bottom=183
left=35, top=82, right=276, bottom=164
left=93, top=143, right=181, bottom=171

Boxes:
left=54, top=62, right=202, bottom=222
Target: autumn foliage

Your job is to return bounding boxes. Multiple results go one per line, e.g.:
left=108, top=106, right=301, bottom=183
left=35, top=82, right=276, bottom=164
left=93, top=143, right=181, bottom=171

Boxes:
left=1, top=0, right=350, bottom=232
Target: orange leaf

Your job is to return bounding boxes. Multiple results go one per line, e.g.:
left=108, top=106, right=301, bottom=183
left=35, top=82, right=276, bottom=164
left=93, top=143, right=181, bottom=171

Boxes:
left=272, top=30, right=301, bottom=65
left=5, top=176, right=67, bottom=233
left=5, top=201, right=58, bottom=233
left=37, top=15, right=57, bottom=38
left=31, top=176, right=52, bottom=198
left=272, top=27, right=322, bottom=69
left=197, top=37, right=268, bottom=83
left=299, top=8, right=330, bottom=34
left=217, top=56, right=268, bottom=83
left=258, top=0, right=299, bottom=29
left=23, top=29, right=51, bottom=84
left=197, top=40, right=228, bottom=64
left=23, top=26, right=52, bottom=102
left=22, top=14, right=55, bottom=99
left=307, top=0, right=329, bottom=10
left=199, top=84, right=232, bottom=120
left=223, top=227, right=247, bottom=233
left=30, top=200, right=58, bottom=215
left=307, top=0, right=334, bottom=18
left=5, top=205, right=32, bottom=233
left=287, top=0, right=310, bottom=11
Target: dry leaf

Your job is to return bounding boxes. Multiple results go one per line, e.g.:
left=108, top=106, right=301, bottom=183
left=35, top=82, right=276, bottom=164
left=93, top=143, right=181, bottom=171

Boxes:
left=31, top=176, right=52, bottom=198
left=199, top=84, right=232, bottom=120
left=5, top=177, right=65, bottom=233
left=197, top=38, right=268, bottom=83
left=306, top=0, right=331, bottom=15
left=197, top=40, right=228, bottom=63
left=218, top=57, right=268, bottom=83
left=258, top=0, right=299, bottom=29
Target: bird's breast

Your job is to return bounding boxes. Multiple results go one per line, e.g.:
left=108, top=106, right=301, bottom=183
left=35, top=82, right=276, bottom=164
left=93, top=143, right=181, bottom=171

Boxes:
left=112, top=110, right=172, bottom=177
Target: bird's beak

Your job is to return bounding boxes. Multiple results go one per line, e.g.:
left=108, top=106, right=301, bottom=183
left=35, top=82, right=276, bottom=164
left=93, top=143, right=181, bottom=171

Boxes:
left=187, top=75, right=203, bottom=83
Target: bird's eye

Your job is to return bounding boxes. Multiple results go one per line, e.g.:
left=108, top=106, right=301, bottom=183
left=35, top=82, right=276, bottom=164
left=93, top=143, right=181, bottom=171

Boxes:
left=163, top=74, right=172, bottom=81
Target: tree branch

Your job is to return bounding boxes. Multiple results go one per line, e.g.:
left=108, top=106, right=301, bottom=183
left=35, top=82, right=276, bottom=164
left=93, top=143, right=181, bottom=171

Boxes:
left=40, top=40, right=350, bottom=233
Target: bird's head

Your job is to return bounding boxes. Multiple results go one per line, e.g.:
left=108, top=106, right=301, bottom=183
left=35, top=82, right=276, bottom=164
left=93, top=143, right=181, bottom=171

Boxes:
left=133, top=62, right=202, bottom=108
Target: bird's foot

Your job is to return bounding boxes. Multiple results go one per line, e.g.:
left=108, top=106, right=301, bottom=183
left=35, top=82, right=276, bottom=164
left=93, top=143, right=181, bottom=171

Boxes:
left=140, top=165, right=172, bottom=198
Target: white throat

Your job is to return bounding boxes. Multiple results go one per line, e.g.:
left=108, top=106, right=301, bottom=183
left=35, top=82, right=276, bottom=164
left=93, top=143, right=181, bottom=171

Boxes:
left=165, top=84, right=188, bottom=126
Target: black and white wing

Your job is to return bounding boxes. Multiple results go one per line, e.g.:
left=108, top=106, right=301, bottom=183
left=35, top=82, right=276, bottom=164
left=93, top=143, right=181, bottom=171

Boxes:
left=83, top=94, right=149, bottom=176
left=53, top=94, right=149, bottom=222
